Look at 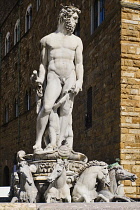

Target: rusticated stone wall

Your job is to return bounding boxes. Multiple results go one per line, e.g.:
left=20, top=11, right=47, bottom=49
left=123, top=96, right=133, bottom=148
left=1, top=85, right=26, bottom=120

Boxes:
left=73, top=0, right=121, bottom=162
left=0, top=0, right=17, bottom=25
left=120, top=0, right=140, bottom=199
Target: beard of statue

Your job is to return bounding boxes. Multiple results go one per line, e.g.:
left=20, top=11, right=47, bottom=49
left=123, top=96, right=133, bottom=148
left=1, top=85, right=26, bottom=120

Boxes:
left=64, top=17, right=76, bottom=35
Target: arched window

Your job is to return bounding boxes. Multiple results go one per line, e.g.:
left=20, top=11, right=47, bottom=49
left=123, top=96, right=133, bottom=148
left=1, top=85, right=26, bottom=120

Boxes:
left=25, top=4, right=32, bottom=32
left=91, top=0, right=105, bottom=34
left=36, top=0, right=41, bottom=11
left=14, top=19, right=20, bottom=45
left=25, top=90, right=31, bottom=111
left=4, top=104, right=9, bottom=123
left=3, top=166, right=10, bottom=186
left=5, top=32, right=10, bottom=55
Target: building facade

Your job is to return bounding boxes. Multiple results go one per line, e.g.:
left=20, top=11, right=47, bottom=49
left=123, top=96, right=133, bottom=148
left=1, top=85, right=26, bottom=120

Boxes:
left=0, top=0, right=140, bottom=198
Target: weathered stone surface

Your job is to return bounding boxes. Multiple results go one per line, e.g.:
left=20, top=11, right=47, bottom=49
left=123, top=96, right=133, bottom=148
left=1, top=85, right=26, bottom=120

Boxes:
left=0, top=203, right=140, bottom=210
left=120, top=1, right=140, bottom=199
left=0, top=203, right=36, bottom=210
left=38, top=203, right=140, bottom=209
left=124, top=186, right=137, bottom=194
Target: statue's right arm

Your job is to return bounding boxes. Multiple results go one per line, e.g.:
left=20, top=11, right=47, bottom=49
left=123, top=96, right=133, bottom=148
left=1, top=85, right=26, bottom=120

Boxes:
left=37, top=38, right=48, bottom=84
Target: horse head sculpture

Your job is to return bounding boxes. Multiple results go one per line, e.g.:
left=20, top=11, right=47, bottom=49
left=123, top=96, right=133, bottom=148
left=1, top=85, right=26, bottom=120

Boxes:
left=47, top=159, right=65, bottom=183
left=108, top=162, right=137, bottom=198
left=95, top=162, right=137, bottom=202
left=110, top=163, right=137, bottom=182
left=44, top=159, right=71, bottom=203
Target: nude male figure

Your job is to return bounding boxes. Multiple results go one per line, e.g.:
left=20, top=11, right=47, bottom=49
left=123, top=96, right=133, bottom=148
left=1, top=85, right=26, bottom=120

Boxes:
left=33, top=5, right=84, bottom=153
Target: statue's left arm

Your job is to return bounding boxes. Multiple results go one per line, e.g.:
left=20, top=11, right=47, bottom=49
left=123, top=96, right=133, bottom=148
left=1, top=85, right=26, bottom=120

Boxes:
left=74, top=38, right=84, bottom=94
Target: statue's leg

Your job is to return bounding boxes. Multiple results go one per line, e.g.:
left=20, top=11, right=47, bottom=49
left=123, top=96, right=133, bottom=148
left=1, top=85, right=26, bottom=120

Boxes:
left=96, top=194, right=109, bottom=202
left=57, top=71, right=76, bottom=147
left=48, top=111, right=60, bottom=149
left=33, top=72, right=62, bottom=151
left=58, top=98, right=73, bottom=147
left=47, top=126, right=57, bottom=150
left=66, top=195, right=71, bottom=203
left=11, top=196, right=18, bottom=203
left=65, top=113, right=73, bottom=149
left=83, top=194, right=91, bottom=203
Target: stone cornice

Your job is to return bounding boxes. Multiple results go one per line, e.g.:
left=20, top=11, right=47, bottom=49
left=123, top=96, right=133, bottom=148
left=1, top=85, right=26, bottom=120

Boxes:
left=121, top=1, right=140, bottom=10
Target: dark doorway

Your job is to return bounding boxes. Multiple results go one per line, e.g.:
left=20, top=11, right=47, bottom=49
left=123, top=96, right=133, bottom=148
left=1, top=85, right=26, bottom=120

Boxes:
left=3, top=166, right=10, bottom=186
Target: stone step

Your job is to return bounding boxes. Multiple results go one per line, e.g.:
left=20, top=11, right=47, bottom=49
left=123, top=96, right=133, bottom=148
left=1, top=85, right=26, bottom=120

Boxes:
left=0, top=202, right=140, bottom=210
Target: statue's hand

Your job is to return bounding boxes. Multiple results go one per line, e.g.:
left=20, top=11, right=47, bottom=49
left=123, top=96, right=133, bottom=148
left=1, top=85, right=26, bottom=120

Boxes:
left=35, top=77, right=43, bottom=85
left=37, top=83, right=43, bottom=97
left=30, top=70, right=43, bottom=85
left=53, top=102, right=60, bottom=110
left=74, top=80, right=83, bottom=95
left=30, top=70, right=43, bottom=97
left=30, top=70, right=38, bottom=83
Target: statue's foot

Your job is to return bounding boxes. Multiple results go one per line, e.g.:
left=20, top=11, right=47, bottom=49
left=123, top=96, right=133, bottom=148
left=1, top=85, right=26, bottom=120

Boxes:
left=44, top=144, right=55, bottom=153
left=33, top=145, right=43, bottom=154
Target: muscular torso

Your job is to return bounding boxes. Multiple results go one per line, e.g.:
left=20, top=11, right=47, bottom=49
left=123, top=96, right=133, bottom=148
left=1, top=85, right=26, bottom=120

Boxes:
left=41, top=32, right=79, bottom=79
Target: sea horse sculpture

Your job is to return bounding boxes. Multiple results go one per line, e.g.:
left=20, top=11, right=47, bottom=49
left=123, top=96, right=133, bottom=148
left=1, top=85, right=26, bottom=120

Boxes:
left=44, top=159, right=71, bottom=203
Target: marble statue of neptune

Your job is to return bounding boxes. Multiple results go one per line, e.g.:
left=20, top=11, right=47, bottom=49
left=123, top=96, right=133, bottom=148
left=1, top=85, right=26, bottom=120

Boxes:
left=33, top=5, right=84, bottom=153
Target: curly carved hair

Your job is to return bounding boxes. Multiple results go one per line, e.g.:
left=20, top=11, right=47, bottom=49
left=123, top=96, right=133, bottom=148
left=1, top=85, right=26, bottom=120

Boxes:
left=58, top=5, right=81, bottom=24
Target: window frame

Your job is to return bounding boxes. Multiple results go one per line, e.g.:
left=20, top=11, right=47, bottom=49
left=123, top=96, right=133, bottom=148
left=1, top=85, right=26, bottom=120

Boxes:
left=25, top=4, right=32, bottom=33
left=91, top=0, right=105, bottom=34
left=5, top=32, right=10, bottom=55
left=36, top=0, right=41, bottom=11
left=14, top=19, right=20, bottom=45
left=25, top=90, right=31, bottom=111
